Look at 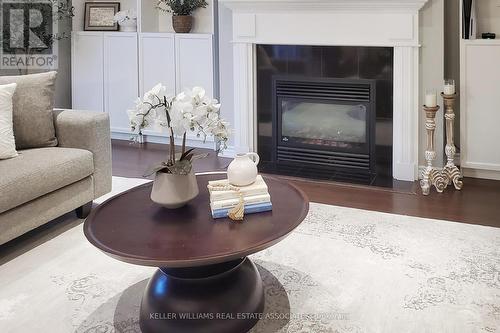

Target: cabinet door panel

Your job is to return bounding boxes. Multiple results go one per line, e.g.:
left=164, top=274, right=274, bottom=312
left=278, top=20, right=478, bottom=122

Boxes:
left=462, top=44, right=500, bottom=170
left=139, top=34, right=176, bottom=96
left=71, top=33, right=104, bottom=112
left=176, top=35, right=214, bottom=96
left=104, top=33, right=139, bottom=133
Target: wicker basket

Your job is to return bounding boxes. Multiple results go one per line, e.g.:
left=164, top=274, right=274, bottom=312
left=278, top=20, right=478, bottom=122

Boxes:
left=172, top=15, right=193, bottom=33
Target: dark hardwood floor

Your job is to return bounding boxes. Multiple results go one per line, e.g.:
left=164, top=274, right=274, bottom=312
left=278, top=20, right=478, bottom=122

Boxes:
left=1, top=139, right=499, bottom=263
left=112, top=140, right=500, bottom=228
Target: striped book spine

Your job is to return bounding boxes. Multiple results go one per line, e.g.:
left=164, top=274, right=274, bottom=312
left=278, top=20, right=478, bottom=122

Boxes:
left=211, top=202, right=273, bottom=219
left=208, top=175, right=268, bottom=201
left=210, top=194, right=271, bottom=210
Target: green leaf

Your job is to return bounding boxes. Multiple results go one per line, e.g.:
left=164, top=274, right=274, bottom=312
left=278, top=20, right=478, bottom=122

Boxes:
left=180, top=148, right=196, bottom=161
left=143, top=161, right=170, bottom=177
left=183, top=153, right=194, bottom=162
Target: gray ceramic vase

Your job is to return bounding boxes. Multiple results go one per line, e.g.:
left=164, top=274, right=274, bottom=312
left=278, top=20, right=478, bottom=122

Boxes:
left=150, top=170, right=199, bottom=209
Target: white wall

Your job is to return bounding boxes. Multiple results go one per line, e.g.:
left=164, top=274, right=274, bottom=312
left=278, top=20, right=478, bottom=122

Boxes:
left=72, top=0, right=214, bottom=33
left=72, top=0, right=137, bottom=31
left=217, top=3, right=235, bottom=150
left=0, top=19, right=72, bottom=108
left=419, top=0, right=445, bottom=167
left=476, top=0, right=500, bottom=34
left=56, top=17, right=72, bottom=108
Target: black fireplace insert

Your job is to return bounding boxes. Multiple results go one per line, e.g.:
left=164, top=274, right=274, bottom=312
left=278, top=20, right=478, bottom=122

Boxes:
left=272, top=76, right=377, bottom=174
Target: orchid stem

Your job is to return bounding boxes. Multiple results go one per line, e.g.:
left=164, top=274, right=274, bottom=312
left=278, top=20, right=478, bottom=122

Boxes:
left=169, top=128, right=175, bottom=165
left=182, top=132, right=186, bottom=155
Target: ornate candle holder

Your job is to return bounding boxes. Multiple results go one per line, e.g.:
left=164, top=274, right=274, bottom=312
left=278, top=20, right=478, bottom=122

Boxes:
left=441, top=93, right=463, bottom=190
left=420, top=105, right=446, bottom=195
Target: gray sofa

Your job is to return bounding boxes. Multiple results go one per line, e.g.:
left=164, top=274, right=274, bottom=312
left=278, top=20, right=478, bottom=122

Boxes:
left=0, top=109, right=112, bottom=245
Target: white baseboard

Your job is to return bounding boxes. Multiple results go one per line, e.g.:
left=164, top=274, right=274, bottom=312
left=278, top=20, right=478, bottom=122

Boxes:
left=418, top=163, right=500, bottom=181
left=462, top=168, right=500, bottom=181
left=111, top=128, right=215, bottom=150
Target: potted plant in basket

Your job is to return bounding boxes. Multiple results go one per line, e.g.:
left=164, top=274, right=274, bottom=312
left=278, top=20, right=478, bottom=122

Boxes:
left=128, top=84, right=230, bottom=208
left=157, top=0, right=208, bottom=33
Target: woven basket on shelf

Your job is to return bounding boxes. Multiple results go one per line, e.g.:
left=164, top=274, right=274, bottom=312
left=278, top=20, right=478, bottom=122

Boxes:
left=172, top=15, right=193, bottom=33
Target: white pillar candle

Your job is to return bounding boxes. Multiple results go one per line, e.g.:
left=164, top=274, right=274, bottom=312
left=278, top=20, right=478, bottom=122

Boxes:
left=444, top=79, right=455, bottom=95
left=425, top=91, right=437, bottom=107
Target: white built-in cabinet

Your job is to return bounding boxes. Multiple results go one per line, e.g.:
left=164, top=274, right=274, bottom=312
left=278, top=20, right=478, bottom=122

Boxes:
left=175, top=34, right=214, bottom=97
left=138, top=33, right=214, bottom=98
left=71, top=32, right=214, bottom=140
left=71, top=32, right=138, bottom=135
left=460, top=40, right=500, bottom=179
left=459, top=1, right=500, bottom=180
left=104, top=33, right=139, bottom=133
left=139, top=33, right=176, bottom=96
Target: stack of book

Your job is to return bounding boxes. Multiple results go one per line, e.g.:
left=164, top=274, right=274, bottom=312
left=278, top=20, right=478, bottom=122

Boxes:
left=208, top=175, right=272, bottom=219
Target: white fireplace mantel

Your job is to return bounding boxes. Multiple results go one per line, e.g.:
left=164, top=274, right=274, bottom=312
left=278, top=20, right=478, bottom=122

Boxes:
left=222, top=0, right=429, bottom=12
left=221, top=0, right=429, bottom=181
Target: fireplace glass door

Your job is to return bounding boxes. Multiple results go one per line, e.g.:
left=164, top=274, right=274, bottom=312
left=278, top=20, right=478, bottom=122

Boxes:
left=279, top=98, right=369, bottom=153
left=272, top=76, right=376, bottom=174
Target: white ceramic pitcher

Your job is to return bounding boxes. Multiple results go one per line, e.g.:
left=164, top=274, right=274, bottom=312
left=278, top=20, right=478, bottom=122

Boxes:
left=227, top=153, right=260, bottom=186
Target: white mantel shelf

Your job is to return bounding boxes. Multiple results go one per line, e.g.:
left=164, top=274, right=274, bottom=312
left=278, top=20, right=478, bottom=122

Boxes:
left=222, top=0, right=429, bottom=12
left=221, top=0, right=429, bottom=181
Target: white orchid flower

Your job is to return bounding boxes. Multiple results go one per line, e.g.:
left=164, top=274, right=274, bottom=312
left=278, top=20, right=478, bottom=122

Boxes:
left=191, top=86, right=205, bottom=97
left=144, top=83, right=169, bottom=104
left=128, top=83, right=230, bottom=159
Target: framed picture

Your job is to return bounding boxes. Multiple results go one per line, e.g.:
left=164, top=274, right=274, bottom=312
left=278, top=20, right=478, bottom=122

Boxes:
left=84, top=2, right=120, bottom=31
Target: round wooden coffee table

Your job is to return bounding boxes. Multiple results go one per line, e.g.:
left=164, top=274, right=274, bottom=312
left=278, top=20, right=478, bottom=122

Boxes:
left=84, top=173, right=309, bottom=333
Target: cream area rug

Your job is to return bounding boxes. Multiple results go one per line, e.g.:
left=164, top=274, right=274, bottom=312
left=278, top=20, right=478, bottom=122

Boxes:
left=0, top=177, right=499, bottom=333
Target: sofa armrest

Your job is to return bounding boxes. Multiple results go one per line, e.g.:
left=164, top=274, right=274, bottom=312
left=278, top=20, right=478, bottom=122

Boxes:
left=53, top=109, right=112, bottom=198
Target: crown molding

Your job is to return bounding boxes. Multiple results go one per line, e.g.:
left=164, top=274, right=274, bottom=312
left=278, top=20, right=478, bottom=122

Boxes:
left=220, top=0, right=430, bottom=13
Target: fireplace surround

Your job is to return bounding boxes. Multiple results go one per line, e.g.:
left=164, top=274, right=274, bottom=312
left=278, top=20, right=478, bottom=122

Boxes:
left=221, top=0, right=430, bottom=181
left=257, top=45, right=394, bottom=183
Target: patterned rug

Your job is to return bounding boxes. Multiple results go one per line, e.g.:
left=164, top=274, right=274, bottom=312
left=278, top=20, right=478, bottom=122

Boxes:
left=0, top=177, right=499, bottom=333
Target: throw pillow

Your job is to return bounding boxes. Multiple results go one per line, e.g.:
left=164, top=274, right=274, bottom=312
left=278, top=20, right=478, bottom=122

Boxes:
left=0, top=72, right=58, bottom=149
left=0, top=83, right=18, bottom=159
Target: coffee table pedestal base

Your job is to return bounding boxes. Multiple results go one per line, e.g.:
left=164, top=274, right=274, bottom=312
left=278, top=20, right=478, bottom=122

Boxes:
left=140, top=257, right=264, bottom=333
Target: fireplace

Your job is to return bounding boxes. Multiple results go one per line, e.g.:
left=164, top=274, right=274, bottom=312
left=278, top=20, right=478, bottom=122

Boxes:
left=273, top=76, right=376, bottom=174
left=221, top=0, right=429, bottom=182
left=257, top=45, right=393, bottom=184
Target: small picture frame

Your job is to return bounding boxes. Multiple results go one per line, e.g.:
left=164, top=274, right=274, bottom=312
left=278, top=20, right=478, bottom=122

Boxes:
left=84, top=2, right=120, bottom=31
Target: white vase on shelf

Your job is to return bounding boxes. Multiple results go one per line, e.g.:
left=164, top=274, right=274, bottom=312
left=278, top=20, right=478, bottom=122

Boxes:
left=114, top=10, right=137, bottom=32
left=119, top=18, right=137, bottom=32
left=227, top=153, right=260, bottom=186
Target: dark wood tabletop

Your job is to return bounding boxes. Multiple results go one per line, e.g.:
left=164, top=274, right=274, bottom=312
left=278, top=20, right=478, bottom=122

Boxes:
left=84, top=173, right=309, bottom=268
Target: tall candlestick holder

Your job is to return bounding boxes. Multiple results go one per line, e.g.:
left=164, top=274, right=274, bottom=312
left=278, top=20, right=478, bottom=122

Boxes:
left=420, top=105, right=447, bottom=195
left=441, top=92, right=464, bottom=190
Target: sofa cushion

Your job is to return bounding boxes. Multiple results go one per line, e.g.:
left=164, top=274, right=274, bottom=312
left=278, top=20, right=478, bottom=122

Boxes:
left=0, top=147, right=94, bottom=213
left=0, top=72, right=58, bottom=149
